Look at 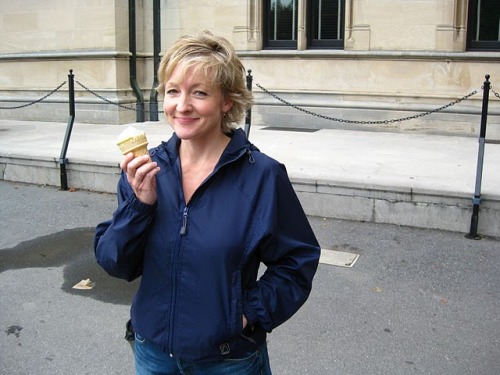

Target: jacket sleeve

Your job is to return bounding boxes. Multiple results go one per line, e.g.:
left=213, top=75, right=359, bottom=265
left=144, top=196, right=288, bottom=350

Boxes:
left=94, top=172, right=157, bottom=281
left=243, top=164, right=321, bottom=332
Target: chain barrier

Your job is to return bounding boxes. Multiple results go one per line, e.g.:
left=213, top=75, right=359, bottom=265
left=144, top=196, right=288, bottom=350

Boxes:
left=0, top=81, right=67, bottom=110
left=0, top=77, right=492, bottom=121
left=255, top=82, right=479, bottom=125
left=492, top=87, right=500, bottom=100
left=75, top=80, right=162, bottom=114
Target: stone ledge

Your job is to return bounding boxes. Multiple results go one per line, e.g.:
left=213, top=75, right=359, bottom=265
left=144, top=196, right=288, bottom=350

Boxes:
left=2, top=155, right=498, bottom=238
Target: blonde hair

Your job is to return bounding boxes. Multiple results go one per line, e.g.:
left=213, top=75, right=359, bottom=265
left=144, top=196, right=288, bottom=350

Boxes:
left=157, top=31, right=254, bottom=133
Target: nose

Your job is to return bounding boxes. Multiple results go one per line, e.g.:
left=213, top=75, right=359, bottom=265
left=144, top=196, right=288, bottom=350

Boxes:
left=176, top=93, right=191, bottom=112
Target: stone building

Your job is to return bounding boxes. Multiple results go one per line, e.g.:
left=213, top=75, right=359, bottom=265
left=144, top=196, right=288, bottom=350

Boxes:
left=0, top=0, right=499, bottom=136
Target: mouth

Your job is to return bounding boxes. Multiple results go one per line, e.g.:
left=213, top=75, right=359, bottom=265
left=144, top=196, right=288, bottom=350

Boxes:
left=174, top=116, right=198, bottom=125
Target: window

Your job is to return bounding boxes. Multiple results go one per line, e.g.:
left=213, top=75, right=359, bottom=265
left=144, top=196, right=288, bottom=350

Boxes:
left=467, top=0, right=500, bottom=51
left=308, top=0, right=345, bottom=49
left=263, top=0, right=345, bottom=49
left=264, top=0, right=298, bottom=49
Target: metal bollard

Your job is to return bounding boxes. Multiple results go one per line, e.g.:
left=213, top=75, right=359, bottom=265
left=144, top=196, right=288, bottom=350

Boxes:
left=59, top=69, right=75, bottom=191
left=466, top=74, right=491, bottom=239
left=244, top=70, right=253, bottom=138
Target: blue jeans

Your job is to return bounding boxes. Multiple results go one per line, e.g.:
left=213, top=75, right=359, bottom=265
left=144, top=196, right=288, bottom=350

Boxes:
left=134, top=333, right=272, bottom=375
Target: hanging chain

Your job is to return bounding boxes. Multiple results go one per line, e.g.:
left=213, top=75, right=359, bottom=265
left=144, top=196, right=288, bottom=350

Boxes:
left=0, top=81, right=67, bottom=110
left=75, top=80, right=162, bottom=113
left=76, top=80, right=138, bottom=111
left=1, top=78, right=489, bottom=120
left=254, top=82, right=479, bottom=125
left=492, top=87, right=500, bottom=100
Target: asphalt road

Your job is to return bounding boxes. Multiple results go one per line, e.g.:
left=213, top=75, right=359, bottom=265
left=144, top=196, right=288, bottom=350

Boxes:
left=1, top=180, right=499, bottom=375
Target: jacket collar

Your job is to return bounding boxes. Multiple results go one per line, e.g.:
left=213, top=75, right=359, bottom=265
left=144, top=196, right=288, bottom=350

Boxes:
left=156, top=128, right=256, bottom=166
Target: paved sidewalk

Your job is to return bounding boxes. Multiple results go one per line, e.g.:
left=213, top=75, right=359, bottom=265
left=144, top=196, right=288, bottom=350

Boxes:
left=1, top=181, right=499, bottom=375
left=0, top=120, right=499, bottom=236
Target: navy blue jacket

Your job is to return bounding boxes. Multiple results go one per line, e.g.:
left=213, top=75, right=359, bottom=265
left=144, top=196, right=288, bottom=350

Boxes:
left=94, top=128, right=320, bottom=362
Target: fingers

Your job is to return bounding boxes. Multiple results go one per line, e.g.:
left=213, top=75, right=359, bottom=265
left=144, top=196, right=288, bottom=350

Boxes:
left=123, top=154, right=155, bottom=177
left=121, top=153, right=160, bottom=205
left=119, top=152, right=135, bottom=171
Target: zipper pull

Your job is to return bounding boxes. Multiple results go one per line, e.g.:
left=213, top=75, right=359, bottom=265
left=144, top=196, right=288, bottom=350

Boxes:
left=247, top=149, right=255, bottom=164
left=180, top=207, right=189, bottom=235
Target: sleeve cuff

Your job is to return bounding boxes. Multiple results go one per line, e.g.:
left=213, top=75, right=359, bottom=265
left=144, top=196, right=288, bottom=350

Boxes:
left=127, top=194, right=157, bottom=215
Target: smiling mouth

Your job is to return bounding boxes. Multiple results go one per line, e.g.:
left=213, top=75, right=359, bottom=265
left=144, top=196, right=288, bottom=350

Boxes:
left=175, top=117, right=198, bottom=124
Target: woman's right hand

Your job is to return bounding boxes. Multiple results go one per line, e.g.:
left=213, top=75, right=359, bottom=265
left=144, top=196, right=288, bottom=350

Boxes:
left=120, top=153, right=160, bottom=205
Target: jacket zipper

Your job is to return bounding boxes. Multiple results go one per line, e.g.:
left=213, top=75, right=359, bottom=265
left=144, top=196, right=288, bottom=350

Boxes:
left=180, top=206, right=189, bottom=235
left=167, top=205, right=188, bottom=357
left=164, top=144, right=252, bottom=357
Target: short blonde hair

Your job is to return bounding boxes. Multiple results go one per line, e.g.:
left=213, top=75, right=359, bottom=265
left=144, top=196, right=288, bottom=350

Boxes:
left=157, top=31, right=254, bottom=133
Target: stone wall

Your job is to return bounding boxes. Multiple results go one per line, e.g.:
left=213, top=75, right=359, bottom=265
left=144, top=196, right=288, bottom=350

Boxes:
left=0, top=0, right=499, bottom=134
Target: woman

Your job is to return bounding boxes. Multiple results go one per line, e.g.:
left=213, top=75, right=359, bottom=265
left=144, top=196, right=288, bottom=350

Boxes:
left=94, top=31, right=320, bottom=374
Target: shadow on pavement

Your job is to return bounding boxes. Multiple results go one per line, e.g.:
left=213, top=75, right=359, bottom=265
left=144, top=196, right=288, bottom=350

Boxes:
left=0, top=227, right=139, bottom=305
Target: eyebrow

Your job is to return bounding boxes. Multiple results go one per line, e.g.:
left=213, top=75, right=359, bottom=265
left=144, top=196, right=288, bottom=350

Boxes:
left=165, top=79, right=212, bottom=92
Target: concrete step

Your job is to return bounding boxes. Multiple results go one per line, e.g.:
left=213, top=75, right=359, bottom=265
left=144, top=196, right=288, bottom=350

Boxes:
left=1, top=120, right=499, bottom=238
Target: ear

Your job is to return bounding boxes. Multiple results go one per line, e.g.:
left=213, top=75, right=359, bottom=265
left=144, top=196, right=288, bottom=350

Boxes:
left=222, top=97, right=233, bottom=114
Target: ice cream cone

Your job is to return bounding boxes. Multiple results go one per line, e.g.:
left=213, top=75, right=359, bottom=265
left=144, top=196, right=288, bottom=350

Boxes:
left=116, top=127, right=149, bottom=158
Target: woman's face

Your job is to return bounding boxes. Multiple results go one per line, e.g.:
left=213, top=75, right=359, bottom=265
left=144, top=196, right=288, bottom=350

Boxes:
left=163, top=65, right=233, bottom=141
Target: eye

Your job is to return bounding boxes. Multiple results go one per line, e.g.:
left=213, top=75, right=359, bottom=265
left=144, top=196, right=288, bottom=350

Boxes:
left=193, top=90, right=207, bottom=97
left=166, top=88, right=179, bottom=95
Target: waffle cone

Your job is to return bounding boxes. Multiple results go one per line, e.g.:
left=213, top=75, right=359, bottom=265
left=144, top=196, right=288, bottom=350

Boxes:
left=117, top=134, right=149, bottom=157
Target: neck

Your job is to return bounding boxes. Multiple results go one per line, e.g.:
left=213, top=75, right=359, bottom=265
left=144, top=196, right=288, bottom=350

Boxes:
left=179, top=132, right=230, bottom=165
